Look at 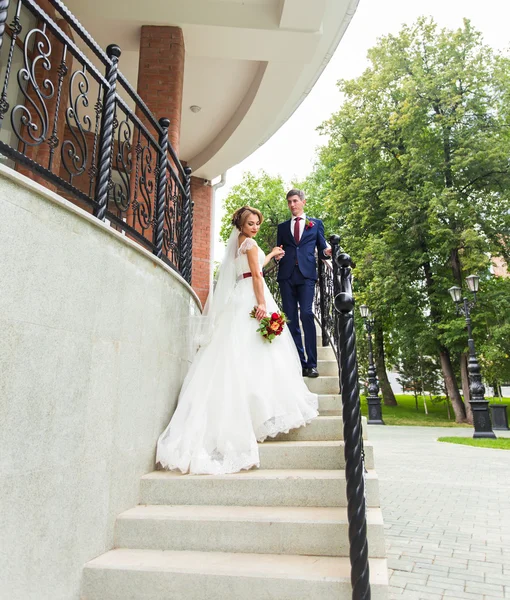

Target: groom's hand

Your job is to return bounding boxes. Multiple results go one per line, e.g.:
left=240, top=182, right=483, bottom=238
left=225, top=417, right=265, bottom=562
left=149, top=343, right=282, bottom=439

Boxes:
left=324, top=248, right=332, bottom=257
left=274, top=245, right=284, bottom=262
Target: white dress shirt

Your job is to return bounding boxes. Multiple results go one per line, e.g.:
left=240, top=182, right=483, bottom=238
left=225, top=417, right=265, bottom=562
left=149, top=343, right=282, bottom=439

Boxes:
left=290, top=214, right=306, bottom=242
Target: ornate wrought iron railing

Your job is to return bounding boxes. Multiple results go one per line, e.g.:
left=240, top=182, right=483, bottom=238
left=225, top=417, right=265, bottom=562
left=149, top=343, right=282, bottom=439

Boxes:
left=264, top=237, right=371, bottom=600
left=262, top=261, right=281, bottom=306
left=0, top=0, right=193, bottom=281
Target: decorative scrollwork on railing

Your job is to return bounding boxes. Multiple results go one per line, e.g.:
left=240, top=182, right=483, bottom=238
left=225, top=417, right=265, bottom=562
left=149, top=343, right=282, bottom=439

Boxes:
left=137, top=143, right=154, bottom=232
left=0, top=0, right=191, bottom=279
left=262, top=262, right=282, bottom=308
left=315, top=259, right=338, bottom=358
left=163, top=173, right=181, bottom=267
left=46, top=46, right=68, bottom=170
left=112, top=116, right=132, bottom=213
left=61, top=68, right=91, bottom=179
left=86, top=89, right=102, bottom=196
left=11, top=26, right=54, bottom=146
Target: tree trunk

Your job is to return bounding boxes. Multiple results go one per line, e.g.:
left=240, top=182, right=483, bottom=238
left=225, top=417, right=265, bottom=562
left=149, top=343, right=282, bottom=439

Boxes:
left=460, top=353, right=474, bottom=424
left=445, top=390, right=452, bottom=420
left=374, top=323, right=398, bottom=406
left=420, top=258, right=466, bottom=423
left=439, top=348, right=467, bottom=423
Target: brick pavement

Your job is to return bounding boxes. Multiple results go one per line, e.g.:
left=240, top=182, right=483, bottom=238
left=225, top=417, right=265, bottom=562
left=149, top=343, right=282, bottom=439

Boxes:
left=368, top=426, right=510, bottom=600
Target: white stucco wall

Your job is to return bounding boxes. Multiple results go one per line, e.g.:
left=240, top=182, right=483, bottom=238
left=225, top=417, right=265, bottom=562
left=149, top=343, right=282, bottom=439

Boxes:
left=0, top=166, right=201, bottom=600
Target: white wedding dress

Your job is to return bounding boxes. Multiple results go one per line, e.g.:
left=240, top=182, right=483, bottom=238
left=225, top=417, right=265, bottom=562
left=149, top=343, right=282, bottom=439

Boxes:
left=156, top=235, right=318, bottom=475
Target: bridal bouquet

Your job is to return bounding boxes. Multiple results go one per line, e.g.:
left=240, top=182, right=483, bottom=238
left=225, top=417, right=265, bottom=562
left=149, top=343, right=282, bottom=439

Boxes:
left=250, top=308, right=289, bottom=343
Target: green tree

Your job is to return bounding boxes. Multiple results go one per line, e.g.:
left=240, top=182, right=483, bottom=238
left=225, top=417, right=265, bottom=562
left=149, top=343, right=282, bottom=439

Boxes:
left=442, top=274, right=510, bottom=395
left=312, top=17, right=510, bottom=423
left=220, top=172, right=288, bottom=254
left=219, top=171, right=334, bottom=253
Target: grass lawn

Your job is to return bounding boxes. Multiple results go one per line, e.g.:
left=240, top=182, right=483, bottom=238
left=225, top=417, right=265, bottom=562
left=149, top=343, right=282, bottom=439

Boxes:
left=360, top=394, right=510, bottom=427
left=438, top=437, right=510, bottom=450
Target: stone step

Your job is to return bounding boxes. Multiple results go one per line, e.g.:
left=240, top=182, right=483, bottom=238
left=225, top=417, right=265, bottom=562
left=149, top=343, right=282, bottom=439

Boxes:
left=114, top=505, right=386, bottom=557
left=82, top=549, right=389, bottom=600
left=273, top=415, right=368, bottom=441
left=318, top=345, right=336, bottom=361
left=306, top=375, right=339, bottom=395
left=319, top=394, right=342, bottom=415
left=301, top=333, right=327, bottom=344
left=317, top=359, right=338, bottom=376
left=258, top=440, right=374, bottom=470
left=274, top=415, right=343, bottom=440
left=140, top=469, right=380, bottom=508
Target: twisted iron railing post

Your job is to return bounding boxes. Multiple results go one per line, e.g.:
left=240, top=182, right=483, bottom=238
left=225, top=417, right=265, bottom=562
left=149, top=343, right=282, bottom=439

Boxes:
left=180, top=166, right=193, bottom=283
left=94, top=44, right=121, bottom=220
left=0, top=0, right=18, bottom=126
left=189, top=197, right=194, bottom=280
left=0, top=0, right=9, bottom=51
left=154, top=117, right=169, bottom=258
left=331, top=235, right=370, bottom=600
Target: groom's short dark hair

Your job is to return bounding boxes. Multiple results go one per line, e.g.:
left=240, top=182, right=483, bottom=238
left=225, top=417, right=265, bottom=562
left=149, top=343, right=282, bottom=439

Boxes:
left=286, top=188, right=305, bottom=201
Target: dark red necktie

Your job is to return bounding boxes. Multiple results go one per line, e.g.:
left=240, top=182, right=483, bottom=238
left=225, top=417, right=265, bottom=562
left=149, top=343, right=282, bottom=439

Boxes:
left=294, top=217, right=301, bottom=243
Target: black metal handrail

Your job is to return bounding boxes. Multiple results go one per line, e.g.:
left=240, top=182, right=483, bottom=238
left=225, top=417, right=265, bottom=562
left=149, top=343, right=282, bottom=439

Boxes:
left=329, top=236, right=370, bottom=600
left=0, top=0, right=192, bottom=280
left=264, top=240, right=371, bottom=600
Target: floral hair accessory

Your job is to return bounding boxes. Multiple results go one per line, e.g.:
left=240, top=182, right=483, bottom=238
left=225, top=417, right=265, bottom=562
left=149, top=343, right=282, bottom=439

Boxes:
left=250, top=308, right=289, bottom=343
left=304, top=218, right=314, bottom=230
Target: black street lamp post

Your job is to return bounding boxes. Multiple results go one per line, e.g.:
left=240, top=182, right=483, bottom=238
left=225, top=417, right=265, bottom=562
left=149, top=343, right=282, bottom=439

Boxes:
left=359, top=305, right=385, bottom=425
left=448, top=276, right=496, bottom=439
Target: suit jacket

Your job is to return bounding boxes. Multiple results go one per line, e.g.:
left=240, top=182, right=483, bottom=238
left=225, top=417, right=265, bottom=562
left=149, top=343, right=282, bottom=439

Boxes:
left=276, top=217, right=329, bottom=281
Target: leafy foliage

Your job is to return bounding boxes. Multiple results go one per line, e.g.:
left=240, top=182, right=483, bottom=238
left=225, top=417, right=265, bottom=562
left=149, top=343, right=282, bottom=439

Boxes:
left=219, top=171, right=336, bottom=254
left=217, top=19, right=510, bottom=414
left=219, top=172, right=289, bottom=254
left=308, top=17, right=510, bottom=414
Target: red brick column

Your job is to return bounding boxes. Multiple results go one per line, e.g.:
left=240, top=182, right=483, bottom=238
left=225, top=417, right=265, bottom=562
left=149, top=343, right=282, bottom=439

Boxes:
left=135, top=25, right=213, bottom=304
left=136, top=26, right=184, bottom=155
left=190, top=176, right=212, bottom=306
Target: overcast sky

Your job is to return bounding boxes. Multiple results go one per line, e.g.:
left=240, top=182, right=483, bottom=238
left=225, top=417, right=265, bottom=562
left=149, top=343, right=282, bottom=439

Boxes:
left=213, top=0, right=510, bottom=259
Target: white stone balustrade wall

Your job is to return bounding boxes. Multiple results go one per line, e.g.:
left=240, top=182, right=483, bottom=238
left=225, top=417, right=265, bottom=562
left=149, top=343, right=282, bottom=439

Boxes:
left=0, top=164, right=201, bottom=600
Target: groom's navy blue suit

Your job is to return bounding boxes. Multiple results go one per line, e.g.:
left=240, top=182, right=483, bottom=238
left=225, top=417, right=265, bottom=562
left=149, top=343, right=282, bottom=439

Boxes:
left=277, top=218, right=329, bottom=370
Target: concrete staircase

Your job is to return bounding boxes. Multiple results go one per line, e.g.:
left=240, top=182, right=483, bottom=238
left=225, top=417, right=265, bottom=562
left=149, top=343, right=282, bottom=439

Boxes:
left=81, top=341, right=389, bottom=599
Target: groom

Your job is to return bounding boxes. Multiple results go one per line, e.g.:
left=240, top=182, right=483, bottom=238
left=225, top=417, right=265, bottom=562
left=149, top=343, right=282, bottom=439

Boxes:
left=276, top=189, right=331, bottom=377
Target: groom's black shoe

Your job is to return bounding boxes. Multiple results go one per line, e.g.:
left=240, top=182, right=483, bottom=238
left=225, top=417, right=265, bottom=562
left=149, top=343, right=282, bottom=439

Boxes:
left=302, top=367, right=310, bottom=377
left=308, top=367, right=319, bottom=378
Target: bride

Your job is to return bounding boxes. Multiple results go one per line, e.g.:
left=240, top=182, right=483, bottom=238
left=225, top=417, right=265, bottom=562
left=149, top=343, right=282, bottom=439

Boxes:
left=156, top=206, right=318, bottom=475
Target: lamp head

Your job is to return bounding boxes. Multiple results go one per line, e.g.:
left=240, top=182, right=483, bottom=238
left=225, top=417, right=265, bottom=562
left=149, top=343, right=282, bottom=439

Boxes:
left=448, top=285, right=462, bottom=304
left=359, top=304, right=370, bottom=319
left=465, top=274, right=479, bottom=294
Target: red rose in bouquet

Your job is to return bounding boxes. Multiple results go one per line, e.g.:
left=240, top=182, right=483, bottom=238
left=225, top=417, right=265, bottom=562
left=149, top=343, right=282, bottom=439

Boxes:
left=250, top=307, right=289, bottom=343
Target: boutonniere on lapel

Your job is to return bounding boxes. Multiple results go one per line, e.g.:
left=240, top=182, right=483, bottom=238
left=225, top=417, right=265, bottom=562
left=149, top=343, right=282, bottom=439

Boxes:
left=304, top=218, right=314, bottom=230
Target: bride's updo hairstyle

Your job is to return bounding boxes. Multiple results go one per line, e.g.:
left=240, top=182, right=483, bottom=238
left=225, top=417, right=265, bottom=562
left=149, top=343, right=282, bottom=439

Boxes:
left=231, top=206, right=264, bottom=231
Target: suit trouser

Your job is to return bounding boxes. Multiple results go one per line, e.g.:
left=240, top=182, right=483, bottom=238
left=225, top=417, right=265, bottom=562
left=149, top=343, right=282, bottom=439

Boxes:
left=279, top=266, right=317, bottom=369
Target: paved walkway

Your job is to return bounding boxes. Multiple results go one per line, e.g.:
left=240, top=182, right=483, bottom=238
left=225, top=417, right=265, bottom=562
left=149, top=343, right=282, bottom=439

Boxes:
left=368, top=426, right=510, bottom=600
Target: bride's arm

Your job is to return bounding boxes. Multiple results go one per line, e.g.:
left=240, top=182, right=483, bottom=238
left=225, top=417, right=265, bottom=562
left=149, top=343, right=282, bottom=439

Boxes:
left=247, top=246, right=266, bottom=320
left=263, top=246, right=285, bottom=267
